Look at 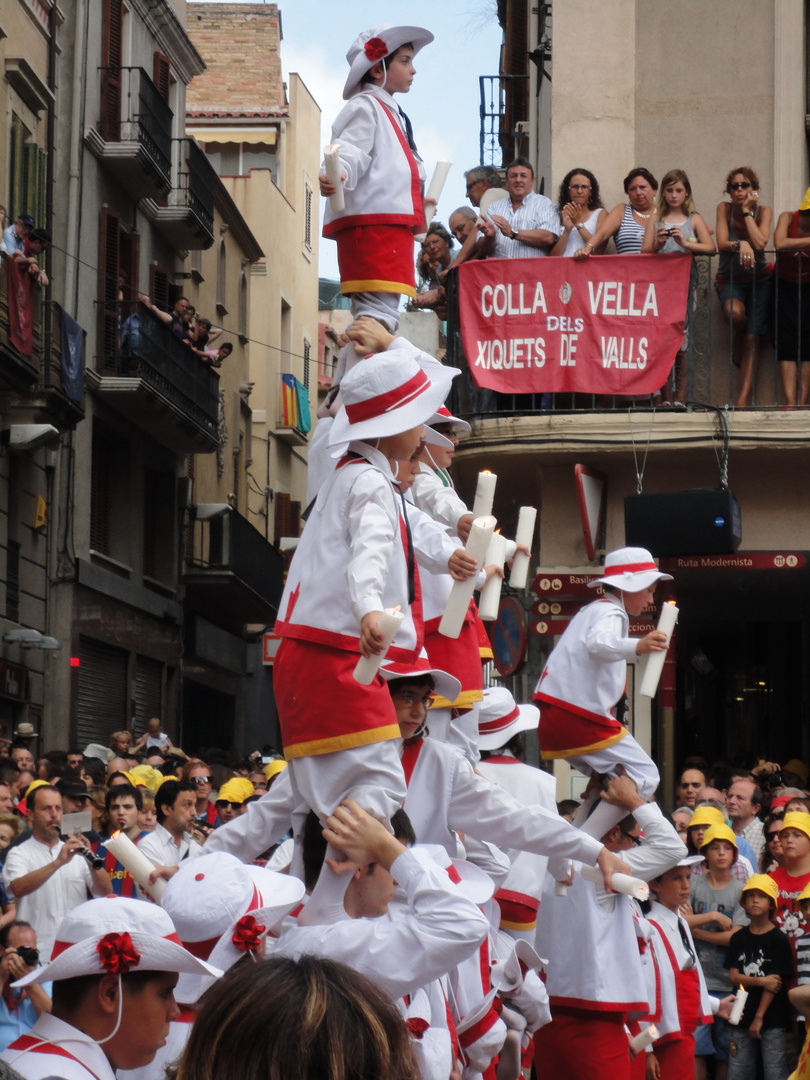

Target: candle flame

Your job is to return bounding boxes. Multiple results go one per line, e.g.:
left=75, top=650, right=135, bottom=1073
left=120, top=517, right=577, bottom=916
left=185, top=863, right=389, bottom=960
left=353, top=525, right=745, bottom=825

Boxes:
left=393, top=606, right=401, bottom=614
left=495, top=529, right=501, bottom=535
left=666, top=600, right=676, bottom=605
left=110, top=830, right=121, bottom=839
left=482, top=470, right=492, bottom=475
left=329, top=143, right=340, bottom=153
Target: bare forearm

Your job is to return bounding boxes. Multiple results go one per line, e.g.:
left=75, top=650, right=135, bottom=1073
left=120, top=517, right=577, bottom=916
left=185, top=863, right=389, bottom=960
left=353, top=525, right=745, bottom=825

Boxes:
left=8, top=863, right=61, bottom=898
left=90, top=869, right=113, bottom=896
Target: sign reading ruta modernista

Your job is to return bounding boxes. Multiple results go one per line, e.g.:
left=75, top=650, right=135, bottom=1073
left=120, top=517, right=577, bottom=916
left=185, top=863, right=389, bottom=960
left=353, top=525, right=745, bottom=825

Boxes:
left=457, top=254, right=692, bottom=395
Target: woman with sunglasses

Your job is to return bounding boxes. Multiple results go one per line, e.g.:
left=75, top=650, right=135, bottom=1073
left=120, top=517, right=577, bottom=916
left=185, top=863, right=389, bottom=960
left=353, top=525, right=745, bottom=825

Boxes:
left=715, top=166, right=774, bottom=406
left=760, top=813, right=786, bottom=874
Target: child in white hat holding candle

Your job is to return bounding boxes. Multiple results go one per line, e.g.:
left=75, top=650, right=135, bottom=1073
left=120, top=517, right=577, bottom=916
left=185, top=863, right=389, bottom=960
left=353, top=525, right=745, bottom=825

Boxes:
left=273, top=320, right=476, bottom=835
left=533, top=546, right=672, bottom=838
left=320, top=23, right=434, bottom=342
left=1, top=896, right=221, bottom=1080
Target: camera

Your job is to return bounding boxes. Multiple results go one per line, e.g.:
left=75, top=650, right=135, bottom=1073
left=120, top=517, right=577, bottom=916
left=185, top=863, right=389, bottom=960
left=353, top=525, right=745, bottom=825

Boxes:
left=16, top=946, right=39, bottom=967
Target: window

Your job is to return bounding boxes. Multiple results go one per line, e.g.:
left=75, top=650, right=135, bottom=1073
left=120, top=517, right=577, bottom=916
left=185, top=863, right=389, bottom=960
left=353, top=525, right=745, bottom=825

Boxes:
left=216, top=239, right=227, bottom=313
left=101, top=0, right=124, bottom=141
left=304, top=179, right=313, bottom=250
left=152, top=53, right=170, bottom=103
left=90, top=429, right=112, bottom=555
left=303, top=339, right=311, bottom=390
left=143, top=468, right=175, bottom=583
left=5, top=542, right=20, bottom=623
left=90, top=421, right=131, bottom=565
left=238, top=268, right=248, bottom=341
left=8, top=114, right=46, bottom=224
left=98, top=207, right=140, bottom=371
left=149, top=264, right=170, bottom=312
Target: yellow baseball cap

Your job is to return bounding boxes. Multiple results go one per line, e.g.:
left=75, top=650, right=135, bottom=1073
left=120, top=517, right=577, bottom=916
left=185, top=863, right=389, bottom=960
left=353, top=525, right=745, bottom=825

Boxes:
left=784, top=758, right=809, bottom=784
left=23, top=779, right=50, bottom=802
left=780, top=811, right=810, bottom=841
left=129, top=764, right=165, bottom=793
left=688, top=806, right=725, bottom=830
left=264, top=759, right=287, bottom=782
left=700, top=823, right=738, bottom=852
left=741, top=874, right=779, bottom=905
left=217, top=778, right=255, bottom=805
left=799, top=188, right=810, bottom=212
left=798, top=881, right=810, bottom=904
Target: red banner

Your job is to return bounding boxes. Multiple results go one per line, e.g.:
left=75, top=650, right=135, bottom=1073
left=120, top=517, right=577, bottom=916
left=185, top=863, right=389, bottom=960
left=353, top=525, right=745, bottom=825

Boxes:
left=6, top=256, right=34, bottom=356
left=457, top=254, right=692, bottom=395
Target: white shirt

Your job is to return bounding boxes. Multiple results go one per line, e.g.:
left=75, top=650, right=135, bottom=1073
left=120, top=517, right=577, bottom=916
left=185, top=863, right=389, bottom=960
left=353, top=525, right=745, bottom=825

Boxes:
left=1, top=1011, right=117, bottom=1080
left=741, top=816, right=766, bottom=859
left=136, top=822, right=202, bottom=884
left=487, top=191, right=561, bottom=258
left=3, top=838, right=95, bottom=964
left=274, top=847, right=489, bottom=1002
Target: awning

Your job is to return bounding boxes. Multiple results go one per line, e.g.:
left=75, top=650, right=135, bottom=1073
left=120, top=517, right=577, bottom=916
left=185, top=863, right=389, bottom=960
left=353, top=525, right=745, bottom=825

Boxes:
left=187, top=128, right=277, bottom=147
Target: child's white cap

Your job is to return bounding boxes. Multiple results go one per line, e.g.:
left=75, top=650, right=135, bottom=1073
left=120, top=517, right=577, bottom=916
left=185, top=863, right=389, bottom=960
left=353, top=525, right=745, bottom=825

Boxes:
left=428, top=404, right=472, bottom=435
left=478, top=687, right=539, bottom=752
left=328, top=345, right=456, bottom=447
left=343, top=24, right=433, bottom=99
left=379, top=656, right=461, bottom=706
left=588, top=546, right=673, bottom=593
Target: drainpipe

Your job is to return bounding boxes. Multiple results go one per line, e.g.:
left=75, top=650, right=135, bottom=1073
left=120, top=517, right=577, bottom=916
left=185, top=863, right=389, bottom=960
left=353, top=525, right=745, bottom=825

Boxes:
left=64, top=0, right=88, bottom=314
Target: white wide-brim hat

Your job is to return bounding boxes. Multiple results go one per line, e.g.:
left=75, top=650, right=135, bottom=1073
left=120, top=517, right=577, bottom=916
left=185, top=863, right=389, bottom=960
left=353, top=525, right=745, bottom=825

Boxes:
left=417, top=844, right=495, bottom=907
left=428, top=404, right=471, bottom=435
left=478, top=686, right=539, bottom=751
left=343, top=24, right=434, bottom=99
left=329, top=345, right=456, bottom=447
left=14, top=896, right=222, bottom=988
left=379, top=657, right=461, bottom=708
left=588, top=546, right=672, bottom=593
left=162, top=852, right=305, bottom=1003
left=491, top=938, right=545, bottom=994
left=424, top=425, right=453, bottom=449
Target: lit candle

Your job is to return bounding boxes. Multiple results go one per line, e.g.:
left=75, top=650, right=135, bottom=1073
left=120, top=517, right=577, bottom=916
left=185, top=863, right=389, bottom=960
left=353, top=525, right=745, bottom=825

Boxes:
left=103, top=830, right=166, bottom=902
left=323, top=143, right=345, bottom=213
left=423, top=159, right=452, bottom=230
left=472, top=471, right=497, bottom=519
left=639, top=601, right=679, bottom=698
left=580, top=865, right=650, bottom=901
left=439, top=515, right=497, bottom=638
left=353, top=606, right=404, bottom=685
left=509, top=506, right=537, bottom=590
left=628, top=1025, right=659, bottom=1053
left=729, top=987, right=748, bottom=1025
left=478, top=531, right=507, bottom=622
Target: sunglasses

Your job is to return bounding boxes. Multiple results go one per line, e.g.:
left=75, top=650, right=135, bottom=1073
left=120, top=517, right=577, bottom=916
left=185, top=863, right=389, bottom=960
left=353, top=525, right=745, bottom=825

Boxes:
left=217, top=801, right=243, bottom=810
left=621, top=832, right=643, bottom=847
left=191, top=775, right=211, bottom=784
left=729, top=182, right=752, bottom=191
left=767, top=832, right=781, bottom=841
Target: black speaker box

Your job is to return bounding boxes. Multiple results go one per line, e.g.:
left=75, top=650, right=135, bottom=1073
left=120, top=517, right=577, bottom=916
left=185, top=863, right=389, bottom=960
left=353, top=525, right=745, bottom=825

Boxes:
left=624, top=489, right=741, bottom=557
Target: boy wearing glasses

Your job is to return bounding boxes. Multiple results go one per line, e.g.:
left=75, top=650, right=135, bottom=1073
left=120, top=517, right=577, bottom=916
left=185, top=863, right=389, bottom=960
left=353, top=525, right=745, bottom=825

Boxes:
left=182, top=762, right=218, bottom=832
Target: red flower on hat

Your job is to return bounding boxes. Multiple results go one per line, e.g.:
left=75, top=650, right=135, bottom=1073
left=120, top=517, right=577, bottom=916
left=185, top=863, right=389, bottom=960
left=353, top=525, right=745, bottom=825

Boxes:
left=406, top=1017, right=430, bottom=1039
left=364, top=37, right=388, bottom=62
left=97, top=932, right=141, bottom=975
left=232, top=915, right=266, bottom=954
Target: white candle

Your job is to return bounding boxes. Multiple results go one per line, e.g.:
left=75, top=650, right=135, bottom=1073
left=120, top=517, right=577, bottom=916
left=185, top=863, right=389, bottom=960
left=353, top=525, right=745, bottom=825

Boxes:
left=324, top=143, right=345, bottom=213
left=422, top=159, right=452, bottom=230
left=639, top=601, right=679, bottom=698
left=439, top=516, right=497, bottom=638
left=353, top=607, right=404, bottom=685
left=729, top=987, right=748, bottom=1025
left=580, top=864, right=650, bottom=901
left=472, top=471, right=497, bottom=519
left=628, top=1025, right=659, bottom=1053
left=478, top=531, right=507, bottom=622
left=103, top=830, right=166, bottom=902
left=509, top=506, right=537, bottom=590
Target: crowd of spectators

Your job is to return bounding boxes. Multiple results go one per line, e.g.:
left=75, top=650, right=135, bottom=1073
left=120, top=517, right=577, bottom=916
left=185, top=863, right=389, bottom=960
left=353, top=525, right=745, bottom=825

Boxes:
left=415, top=161, right=810, bottom=408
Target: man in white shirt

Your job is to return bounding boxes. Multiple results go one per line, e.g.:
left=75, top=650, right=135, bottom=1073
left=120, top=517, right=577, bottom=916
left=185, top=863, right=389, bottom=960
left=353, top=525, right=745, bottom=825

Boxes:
left=726, top=777, right=766, bottom=860
left=137, top=780, right=201, bottom=893
left=2, top=786, right=111, bottom=964
left=479, top=157, right=560, bottom=259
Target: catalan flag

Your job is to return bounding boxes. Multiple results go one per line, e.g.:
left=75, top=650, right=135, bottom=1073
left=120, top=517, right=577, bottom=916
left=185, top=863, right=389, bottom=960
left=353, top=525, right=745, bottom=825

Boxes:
left=281, top=373, right=298, bottom=429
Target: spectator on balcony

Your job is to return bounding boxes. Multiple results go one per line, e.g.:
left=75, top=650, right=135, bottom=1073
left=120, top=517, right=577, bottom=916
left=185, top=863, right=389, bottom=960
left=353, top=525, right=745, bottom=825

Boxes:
left=478, top=157, right=560, bottom=259
left=574, top=166, right=659, bottom=260
left=714, top=166, right=774, bottom=408
left=412, top=223, right=453, bottom=313
left=0, top=213, right=35, bottom=260
left=773, top=188, right=810, bottom=406
left=201, top=341, right=232, bottom=368
left=446, top=206, right=487, bottom=271
left=550, top=168, right=607, bottom=257
left=23, top=229, right=50, bottom=288
left=642, top=168, right=715, bottom=406
left=463, top=165, right=502, bottom=209
left=140, top=295, right=193, bottom=342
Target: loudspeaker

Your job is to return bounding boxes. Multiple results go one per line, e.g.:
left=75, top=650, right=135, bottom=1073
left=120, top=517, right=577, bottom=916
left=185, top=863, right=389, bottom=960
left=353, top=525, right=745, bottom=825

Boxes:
left=624, top=489, right=741, bottom=557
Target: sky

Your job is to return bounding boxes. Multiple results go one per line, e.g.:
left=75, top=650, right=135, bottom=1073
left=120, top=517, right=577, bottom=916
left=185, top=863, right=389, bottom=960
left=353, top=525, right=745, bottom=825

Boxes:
left=275, top=1, right=504, bottom=280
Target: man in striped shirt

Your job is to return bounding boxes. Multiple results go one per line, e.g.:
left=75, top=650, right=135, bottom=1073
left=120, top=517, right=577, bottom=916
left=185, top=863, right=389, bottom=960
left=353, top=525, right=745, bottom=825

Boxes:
left=480, top=157, right=561, bottom=258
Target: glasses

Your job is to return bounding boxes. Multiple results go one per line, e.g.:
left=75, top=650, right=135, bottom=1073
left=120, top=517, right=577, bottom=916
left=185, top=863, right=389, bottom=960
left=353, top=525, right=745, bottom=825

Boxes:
left=767, top=832, right=781, bottom=842
left=191, top=775, right=211, bottom=784
left=392, top=691, right=433, bottom=708
left=730, top=182, right=752, bottom=191
left=621, top=831, right=643, bottom=847
left=217, top=801, right=243, bottom=810
left=569, top=184, right=591, bottom=191
left=465, top=180, right=483, bottom=193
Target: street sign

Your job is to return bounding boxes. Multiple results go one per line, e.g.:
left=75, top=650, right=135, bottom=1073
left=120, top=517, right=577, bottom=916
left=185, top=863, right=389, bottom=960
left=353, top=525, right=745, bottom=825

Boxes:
left=660, top=552, right=807, bottom=571
left=262, top=633, right=282, bottom=666
left=532, top=572, right=603, bottom=597
left=491, top=597, right=528, bottom=677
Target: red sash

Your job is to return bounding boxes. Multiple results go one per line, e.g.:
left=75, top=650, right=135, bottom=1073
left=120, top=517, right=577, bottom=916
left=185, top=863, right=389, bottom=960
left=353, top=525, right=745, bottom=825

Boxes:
left=6, top=1034, right=107, bottom=1080
left=648, top=919, right=703, bottom=1040
left=536, top=698, right=627, bottom=760
left=400, top=738, right=424, bottom=787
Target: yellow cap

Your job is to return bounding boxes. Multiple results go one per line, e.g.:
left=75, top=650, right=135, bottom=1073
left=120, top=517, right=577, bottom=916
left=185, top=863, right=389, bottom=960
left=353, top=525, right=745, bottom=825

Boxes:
left=799, top=188, right=810, bottom=212
left=780, top=811, right=810, bottom=841
left=700, top=823, right=738, bottom=851
left=741, top=874, right=779, bottom=904
left=798, top=881, right=810, bottom=904
left=23, top=779, right=50, bottom=802
left=264, top=759, right=287, bottom=782
left=217, top=778, right=255, bottom=805
left=122, top=770, right=148, bottom=788
left=784, top=758, right=809, bottom=784
left=688, top=806, right=724, bottom=830
left=129, top=764, right=166, bottom=793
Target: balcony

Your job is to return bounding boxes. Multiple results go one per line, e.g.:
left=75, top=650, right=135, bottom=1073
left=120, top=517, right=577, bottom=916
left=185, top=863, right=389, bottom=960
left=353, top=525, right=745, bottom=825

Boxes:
left=86, top=301, right=219, bottom=454
left=86, top=67, right=173, bottom=201
left=142, top=139, right=216, bottom=251
left=444, top=253, right=810, bottom=476
left=183, top=506, right=286, bottom=633
left=0, top=261, right=86, bottom=428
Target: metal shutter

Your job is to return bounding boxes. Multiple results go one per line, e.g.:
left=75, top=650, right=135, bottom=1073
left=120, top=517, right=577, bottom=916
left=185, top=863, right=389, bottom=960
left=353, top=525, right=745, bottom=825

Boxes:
left=76, top=637, right=128, bottom=748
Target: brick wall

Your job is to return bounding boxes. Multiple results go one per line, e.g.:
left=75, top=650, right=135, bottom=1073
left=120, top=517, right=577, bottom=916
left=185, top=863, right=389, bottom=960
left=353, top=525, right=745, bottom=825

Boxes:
left=186, top=3, right=285, bottom=114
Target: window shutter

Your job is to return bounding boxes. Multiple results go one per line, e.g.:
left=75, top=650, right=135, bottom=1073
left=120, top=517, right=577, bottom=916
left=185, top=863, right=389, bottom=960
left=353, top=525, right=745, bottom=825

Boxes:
left=274, top=492, right=292, bottom=540
left=98, top=206, right=121, bottom=373
left=149, top=265, right=170, bottom=313
left=101, top=0, right=124, bottom=141
left=153, top=54, right=171, bottom=103
left=8, top=115, right=26, bottom=222
left=119, top=230, right=140, bottom=315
